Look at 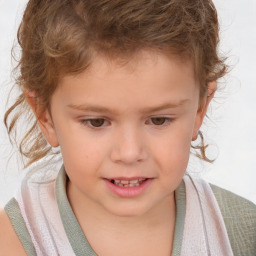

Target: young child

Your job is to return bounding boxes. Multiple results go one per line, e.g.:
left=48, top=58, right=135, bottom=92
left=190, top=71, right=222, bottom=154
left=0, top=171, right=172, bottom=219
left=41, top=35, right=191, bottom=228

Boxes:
left=1, top=0, right=256, bottom=255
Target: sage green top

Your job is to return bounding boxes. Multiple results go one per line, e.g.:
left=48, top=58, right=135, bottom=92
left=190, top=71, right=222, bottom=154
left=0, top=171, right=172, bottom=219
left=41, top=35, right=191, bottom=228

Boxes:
left=5, top=168, right=256, bottom=256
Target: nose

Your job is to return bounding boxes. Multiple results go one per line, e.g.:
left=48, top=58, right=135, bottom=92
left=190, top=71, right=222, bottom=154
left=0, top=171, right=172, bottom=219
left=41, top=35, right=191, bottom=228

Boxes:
left=110, top=126, right=148, bottom=165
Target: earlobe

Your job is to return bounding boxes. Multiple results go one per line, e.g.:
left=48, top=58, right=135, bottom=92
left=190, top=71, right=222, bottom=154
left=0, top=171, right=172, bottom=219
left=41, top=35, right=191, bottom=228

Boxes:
left=192, top=81, right=217, bottom=141
left=25, top=90, right=59, bottom=147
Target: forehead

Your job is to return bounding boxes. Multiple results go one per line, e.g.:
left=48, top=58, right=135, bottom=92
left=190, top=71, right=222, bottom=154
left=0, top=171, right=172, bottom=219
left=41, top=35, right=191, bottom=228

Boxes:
left=56, top=51, right=199, bottom=109
left=61, top=50, right=196, bottom=85
left=88, top=50, right=194, bottom=77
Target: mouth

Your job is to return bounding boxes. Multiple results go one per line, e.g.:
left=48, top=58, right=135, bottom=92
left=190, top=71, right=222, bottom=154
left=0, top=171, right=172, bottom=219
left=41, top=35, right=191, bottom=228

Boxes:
left=109, top=178, right=148, bottom=187
left=104, top=177, right=153, bottom=198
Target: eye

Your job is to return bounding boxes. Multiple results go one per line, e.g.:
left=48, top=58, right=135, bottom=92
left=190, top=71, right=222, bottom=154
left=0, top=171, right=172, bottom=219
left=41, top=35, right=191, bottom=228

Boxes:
left=148, top=117, right=172, bottom=126
left=89, top=119, right=105, bottom=127
left=81, top=118, right=108, bottom=128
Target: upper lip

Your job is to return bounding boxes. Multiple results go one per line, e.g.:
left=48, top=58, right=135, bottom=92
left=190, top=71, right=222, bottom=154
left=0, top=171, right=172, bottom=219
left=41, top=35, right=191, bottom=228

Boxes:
left=104, top=177, right=152, bottom=181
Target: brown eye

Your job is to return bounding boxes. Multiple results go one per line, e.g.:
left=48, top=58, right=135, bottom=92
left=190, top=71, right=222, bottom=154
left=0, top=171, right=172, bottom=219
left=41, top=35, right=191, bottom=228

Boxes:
left=89, top=119, right=105, bottom=127
left=150, top=117, right=167, bottom=125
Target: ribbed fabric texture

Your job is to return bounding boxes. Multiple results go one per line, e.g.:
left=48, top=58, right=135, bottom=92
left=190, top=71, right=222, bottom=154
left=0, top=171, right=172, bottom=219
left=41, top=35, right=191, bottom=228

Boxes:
left=5, top=198, right=37, bottom=256
left=211, top=184, right=256, bottom=256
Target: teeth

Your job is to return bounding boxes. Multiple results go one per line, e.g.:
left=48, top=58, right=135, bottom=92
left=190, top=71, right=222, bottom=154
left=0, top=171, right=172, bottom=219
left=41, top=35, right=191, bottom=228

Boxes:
left=120, top=180, right=129, bottom=185
left=130, top=183, right=140, bottom=187
left=129, top=179, right=139, bottom=184
left=110, top=178, right=147, bottom=187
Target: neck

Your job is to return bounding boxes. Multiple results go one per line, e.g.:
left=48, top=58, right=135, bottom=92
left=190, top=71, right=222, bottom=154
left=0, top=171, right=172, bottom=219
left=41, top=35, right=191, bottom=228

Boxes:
left=67, top=181, right=176, bottom=256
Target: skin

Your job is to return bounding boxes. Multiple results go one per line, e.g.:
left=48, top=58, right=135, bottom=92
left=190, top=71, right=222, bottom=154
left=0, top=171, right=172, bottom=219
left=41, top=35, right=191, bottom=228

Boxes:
left=0, top=209, right=27, bottom=256
left=1, top=51, right=215, bottom=255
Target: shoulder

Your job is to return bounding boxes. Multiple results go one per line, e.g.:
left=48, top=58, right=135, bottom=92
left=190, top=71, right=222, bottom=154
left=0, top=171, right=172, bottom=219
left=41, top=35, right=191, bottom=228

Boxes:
left=0, top=207, right=27, bottom=256
left=210, top=184, right=256, bottom=221
left=210, top=184, right=256, bottom=255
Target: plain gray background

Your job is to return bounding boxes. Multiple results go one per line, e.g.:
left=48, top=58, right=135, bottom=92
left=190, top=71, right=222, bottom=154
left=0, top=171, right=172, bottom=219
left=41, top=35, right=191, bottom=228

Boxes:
left=0, top=0, right=256, bottom=206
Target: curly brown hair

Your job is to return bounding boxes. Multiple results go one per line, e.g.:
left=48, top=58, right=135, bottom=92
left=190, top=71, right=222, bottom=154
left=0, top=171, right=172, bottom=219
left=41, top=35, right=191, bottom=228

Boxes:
left=4, top=0, right=227, bottom=167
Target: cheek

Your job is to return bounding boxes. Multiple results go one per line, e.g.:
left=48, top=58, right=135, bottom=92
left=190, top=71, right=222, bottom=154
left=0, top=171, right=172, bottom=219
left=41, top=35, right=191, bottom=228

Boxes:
left=59, top=130, right=112, bottom=181
left=54, top=120, right=99, bottom=158
left=61, top=142, right=103, bottom=195
left=152, top=126, right=192, bottom=174
left=61, top=138, right=103, bottom=171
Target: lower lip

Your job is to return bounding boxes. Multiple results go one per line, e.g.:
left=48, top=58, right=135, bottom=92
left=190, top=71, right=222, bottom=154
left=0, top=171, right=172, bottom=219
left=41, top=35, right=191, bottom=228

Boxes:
left=103, top=178, right=153, bottom=198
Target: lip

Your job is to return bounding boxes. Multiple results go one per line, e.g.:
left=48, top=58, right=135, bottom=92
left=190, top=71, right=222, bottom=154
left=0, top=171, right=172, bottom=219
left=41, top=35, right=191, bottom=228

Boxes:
left=103, top=178, right=153, bottom=198
left=106, top=176, right=149, bottom=181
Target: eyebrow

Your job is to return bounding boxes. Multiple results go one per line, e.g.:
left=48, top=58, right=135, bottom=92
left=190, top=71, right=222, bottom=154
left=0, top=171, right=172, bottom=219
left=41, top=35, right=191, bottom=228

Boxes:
left=67, top=104, right=118, bottom=114
left=67, top=99, right=189, bottom=114
left=140, top=99, right=190, bottom=113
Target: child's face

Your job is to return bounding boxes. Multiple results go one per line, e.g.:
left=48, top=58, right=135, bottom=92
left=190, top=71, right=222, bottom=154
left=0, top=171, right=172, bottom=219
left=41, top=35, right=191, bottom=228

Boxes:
left=39, top=51, right=208, bottom=217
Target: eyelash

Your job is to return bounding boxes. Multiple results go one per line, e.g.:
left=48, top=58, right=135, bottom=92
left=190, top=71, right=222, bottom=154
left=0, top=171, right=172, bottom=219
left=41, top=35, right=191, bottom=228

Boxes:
left=146, top=117, right=173, bottom=126
left=80, top=118, right=109, bottom=128
left=80, top=117, right=173, bottom=128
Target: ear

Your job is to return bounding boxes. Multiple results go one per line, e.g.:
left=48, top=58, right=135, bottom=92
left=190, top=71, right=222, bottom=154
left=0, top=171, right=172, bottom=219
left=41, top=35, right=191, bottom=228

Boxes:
left=25, top=90, right=59, bottom=147
left=192, top=81, right=217, bottom=141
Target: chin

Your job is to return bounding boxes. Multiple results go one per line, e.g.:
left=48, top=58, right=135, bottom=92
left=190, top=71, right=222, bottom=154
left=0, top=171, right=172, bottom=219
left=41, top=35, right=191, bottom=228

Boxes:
left=104, top=203, right=150, bottom=218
